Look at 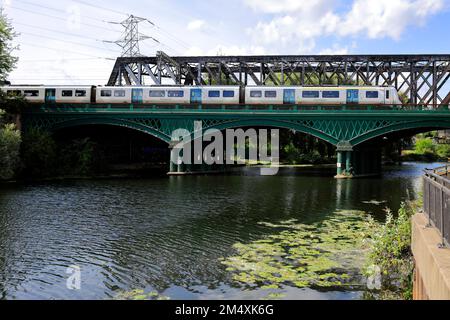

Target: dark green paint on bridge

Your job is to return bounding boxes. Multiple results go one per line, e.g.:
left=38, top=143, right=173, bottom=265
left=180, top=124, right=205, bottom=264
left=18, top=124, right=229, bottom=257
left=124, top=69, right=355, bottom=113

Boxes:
left=21, top=103, right=450, bottom=178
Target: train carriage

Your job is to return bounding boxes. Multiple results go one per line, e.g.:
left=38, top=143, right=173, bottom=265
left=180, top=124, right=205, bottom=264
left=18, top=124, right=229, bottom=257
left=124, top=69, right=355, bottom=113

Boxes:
left=1, top=84, right=402, bottom=106
left=0, top=86, right=46, bottom=103
left=244, top=86, right=401, bottom=105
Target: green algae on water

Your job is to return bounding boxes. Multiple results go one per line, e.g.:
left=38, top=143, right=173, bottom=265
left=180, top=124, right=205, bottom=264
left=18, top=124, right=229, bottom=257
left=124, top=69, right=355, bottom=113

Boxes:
left=220, top=210, right=376, bottom=292
left=114, top=289, right=170, bottom=300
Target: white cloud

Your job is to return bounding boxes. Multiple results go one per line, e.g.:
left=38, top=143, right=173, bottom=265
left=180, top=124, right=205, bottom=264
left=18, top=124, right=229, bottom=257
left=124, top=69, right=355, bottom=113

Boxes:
left=244, top=0, right=445, bottom=53
left=319, top=44, right=349, bottom=55
left=244, top=0, right=330, bottom=14
left=187, top=19, right=207, bottom=32
left=338, top=0, right=445, bottom=40
left=186, top=44, right=266, bottom=56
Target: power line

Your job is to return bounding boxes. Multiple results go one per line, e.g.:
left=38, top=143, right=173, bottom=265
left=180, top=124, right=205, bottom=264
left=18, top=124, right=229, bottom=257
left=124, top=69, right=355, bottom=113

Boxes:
left=19, top=58, right=110, bottom=62
left=13, top=0, right=122, bottom=28
left=14, top=21, right=121, bottom=50
left=70, top=0, right=127, bottom=16
left=19, top=31, right=120, bottom=53
left=68, top=0, right=192, bottom=53
left=18, top=41, right=116, bottom=60
left=8, top=5, right=120, bottom=32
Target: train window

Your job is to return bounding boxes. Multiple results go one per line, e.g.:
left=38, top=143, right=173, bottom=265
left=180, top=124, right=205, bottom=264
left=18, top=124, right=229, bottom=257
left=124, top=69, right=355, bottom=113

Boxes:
left=114, top=90, right=126, bottom=97
left=101, top=90, right=112, bottom=97
left=62, top=90, right=73, bottom=97
left=223, top=90, right=235, bottom=98
left=250, top=90, right=262, bottom=98
left=208, top=90, right=220, bottom=98
left=24, top=90, right=39, bottom=97
left=168, top=90, right=184, bottom=97
left=75, top=90, right=87, bottom=97
left=302, top=91, right=319, bottom=98
left=386, top=90, right=390, bottom=99
left=366, top=91, right=379, bottom=98
left=7, top=90, right=22, bottom=96
left=322, top=91, right=339, bottom=98
left=149, top=90, right=165, bottom=97
left=265, top=91, right=277, bottom=98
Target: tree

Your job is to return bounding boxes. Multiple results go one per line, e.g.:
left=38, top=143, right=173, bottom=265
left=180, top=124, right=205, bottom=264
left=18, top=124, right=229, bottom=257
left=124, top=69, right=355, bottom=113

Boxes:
left=0, top=9, right=17, bottom=83
left=0, top=123, right=21, bottom=179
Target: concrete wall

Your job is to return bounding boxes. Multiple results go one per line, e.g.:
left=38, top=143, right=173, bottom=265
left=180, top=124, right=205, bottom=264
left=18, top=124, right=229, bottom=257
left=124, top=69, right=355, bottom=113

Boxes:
left=412, top=213, right=450, bottom=300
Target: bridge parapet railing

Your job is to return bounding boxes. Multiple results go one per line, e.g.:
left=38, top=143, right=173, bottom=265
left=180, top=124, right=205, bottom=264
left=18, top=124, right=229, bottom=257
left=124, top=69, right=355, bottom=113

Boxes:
left=28, top=103, right=450, bottom=113
left=423, top=165, right=450, bottom=247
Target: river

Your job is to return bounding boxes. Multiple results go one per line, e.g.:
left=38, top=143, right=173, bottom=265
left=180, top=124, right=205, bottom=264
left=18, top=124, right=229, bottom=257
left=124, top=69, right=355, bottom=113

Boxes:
left=0, top=162, right=442, bottom=300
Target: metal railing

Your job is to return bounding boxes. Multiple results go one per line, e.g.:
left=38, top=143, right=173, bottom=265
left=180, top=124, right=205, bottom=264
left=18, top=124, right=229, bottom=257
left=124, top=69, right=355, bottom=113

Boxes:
left=25, top=103, right=450, bottom=114
left=423, top=165, right=450, bottom=247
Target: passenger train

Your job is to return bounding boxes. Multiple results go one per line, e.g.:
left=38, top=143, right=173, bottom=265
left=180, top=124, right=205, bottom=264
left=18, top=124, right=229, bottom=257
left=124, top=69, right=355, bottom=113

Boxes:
left=0, top=85, right=402, bottom=105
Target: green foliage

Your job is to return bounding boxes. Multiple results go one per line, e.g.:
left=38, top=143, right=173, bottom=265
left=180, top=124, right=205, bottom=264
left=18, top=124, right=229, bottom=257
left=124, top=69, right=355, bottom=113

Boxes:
left=364, top=202, right=416, bottom=300
left=59, top=138, right=96, bottom=176
left=414, top=137, right=435, bottom=155
left=0, top=9, right=17, bottom=82
left=281, top=138, right=332, bottom=165
left=114, top=289, right=170, bottom=300
left=0, top=90, right=28, bottom=114
left=0, top=123, right=21, bottom=180
left=20, top=128, right=58, bottom=178
left=20, top=128, right=106, bottom=179
left=436, top=144, right=450, bottom=159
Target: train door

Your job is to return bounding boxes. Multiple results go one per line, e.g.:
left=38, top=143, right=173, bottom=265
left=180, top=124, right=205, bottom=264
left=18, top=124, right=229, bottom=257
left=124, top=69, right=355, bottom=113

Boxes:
left=346, top=89, right=359, bottom=104
left=132, top=88, right=143, bottom=104
left=190, top=88, right=202, bottom=104
left=283, top=89, right=295, bottom=104
left=45, top=89, right=56, bottom=103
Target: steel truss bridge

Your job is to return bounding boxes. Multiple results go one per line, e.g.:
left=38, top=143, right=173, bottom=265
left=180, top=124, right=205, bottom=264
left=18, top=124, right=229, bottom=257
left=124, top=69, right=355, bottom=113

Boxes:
left=21, top=53, right=450, bottom=178
left=108, top=52, right=450, bottom=106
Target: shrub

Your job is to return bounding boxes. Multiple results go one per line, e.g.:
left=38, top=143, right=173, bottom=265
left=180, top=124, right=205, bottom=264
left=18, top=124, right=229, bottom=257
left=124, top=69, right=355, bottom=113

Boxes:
left=20, top=128, right=58, bottom=178
left=0, top=123, right=21, bottom=180
left=414, top=137, right=435, bottom=155
left=365, top=202, right=416, bottom=300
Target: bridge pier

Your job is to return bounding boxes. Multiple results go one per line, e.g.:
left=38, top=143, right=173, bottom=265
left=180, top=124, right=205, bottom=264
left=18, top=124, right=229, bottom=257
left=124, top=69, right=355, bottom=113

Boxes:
left=335, top=142, right=381, bottom=179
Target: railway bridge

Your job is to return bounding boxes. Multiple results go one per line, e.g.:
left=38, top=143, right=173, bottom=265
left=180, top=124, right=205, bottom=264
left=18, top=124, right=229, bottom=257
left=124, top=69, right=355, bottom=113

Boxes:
left=21, top=103, right=450, bottom=177
left=20, top=53, right=450, bottom=177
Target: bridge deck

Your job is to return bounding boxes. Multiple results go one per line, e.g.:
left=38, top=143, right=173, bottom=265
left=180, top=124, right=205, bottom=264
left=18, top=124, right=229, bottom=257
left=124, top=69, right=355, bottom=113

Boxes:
left=23, top=104, right=450, bottom=114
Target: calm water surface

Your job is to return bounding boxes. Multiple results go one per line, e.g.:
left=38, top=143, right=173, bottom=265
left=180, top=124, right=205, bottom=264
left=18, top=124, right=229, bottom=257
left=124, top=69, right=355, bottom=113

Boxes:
left=0, top=162, right=442, bottom=300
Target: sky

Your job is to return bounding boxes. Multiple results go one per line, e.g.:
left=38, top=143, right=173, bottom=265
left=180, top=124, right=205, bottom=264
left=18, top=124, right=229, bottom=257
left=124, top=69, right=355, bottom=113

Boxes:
left=1, top=0, right=449, bottom=85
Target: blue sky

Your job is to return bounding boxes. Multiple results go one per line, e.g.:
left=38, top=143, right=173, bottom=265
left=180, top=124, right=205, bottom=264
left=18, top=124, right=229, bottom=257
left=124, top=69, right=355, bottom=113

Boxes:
left=1, top=0, right=449, bottom=84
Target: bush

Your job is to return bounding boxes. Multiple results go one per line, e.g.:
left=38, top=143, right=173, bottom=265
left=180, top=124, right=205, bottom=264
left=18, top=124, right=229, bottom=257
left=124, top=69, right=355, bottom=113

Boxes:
left=365, top=202, right=416, bottom=300
left=20, top=128, right=58, bottom=178
left=0, top=123, right=21, bottom=180
left=436, top=144, right=450, bottom=159
left=414, top=137, right=435, bottom=155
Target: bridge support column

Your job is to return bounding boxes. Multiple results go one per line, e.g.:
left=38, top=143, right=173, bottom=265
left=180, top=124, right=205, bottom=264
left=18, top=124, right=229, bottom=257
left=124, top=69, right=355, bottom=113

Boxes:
left=336, top=151, right=344, bottom=176
left=335, top=142, right=382, bottom=179
left=335, top=142, right=353, bottom=179
left=168, top=142, right=187, bottom=175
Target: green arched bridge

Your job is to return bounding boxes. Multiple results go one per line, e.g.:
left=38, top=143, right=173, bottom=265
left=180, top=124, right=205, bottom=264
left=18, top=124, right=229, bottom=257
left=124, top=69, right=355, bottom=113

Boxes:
left=21, top=103, right=450, bottom=177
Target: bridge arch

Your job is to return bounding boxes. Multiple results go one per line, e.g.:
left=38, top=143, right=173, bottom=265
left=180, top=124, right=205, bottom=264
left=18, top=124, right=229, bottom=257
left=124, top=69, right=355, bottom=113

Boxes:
left=203, top=118, right=339, bottom=146
left=350, top=120, right=450, bottom=146
left=49, top=117, right=171, bottom=144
